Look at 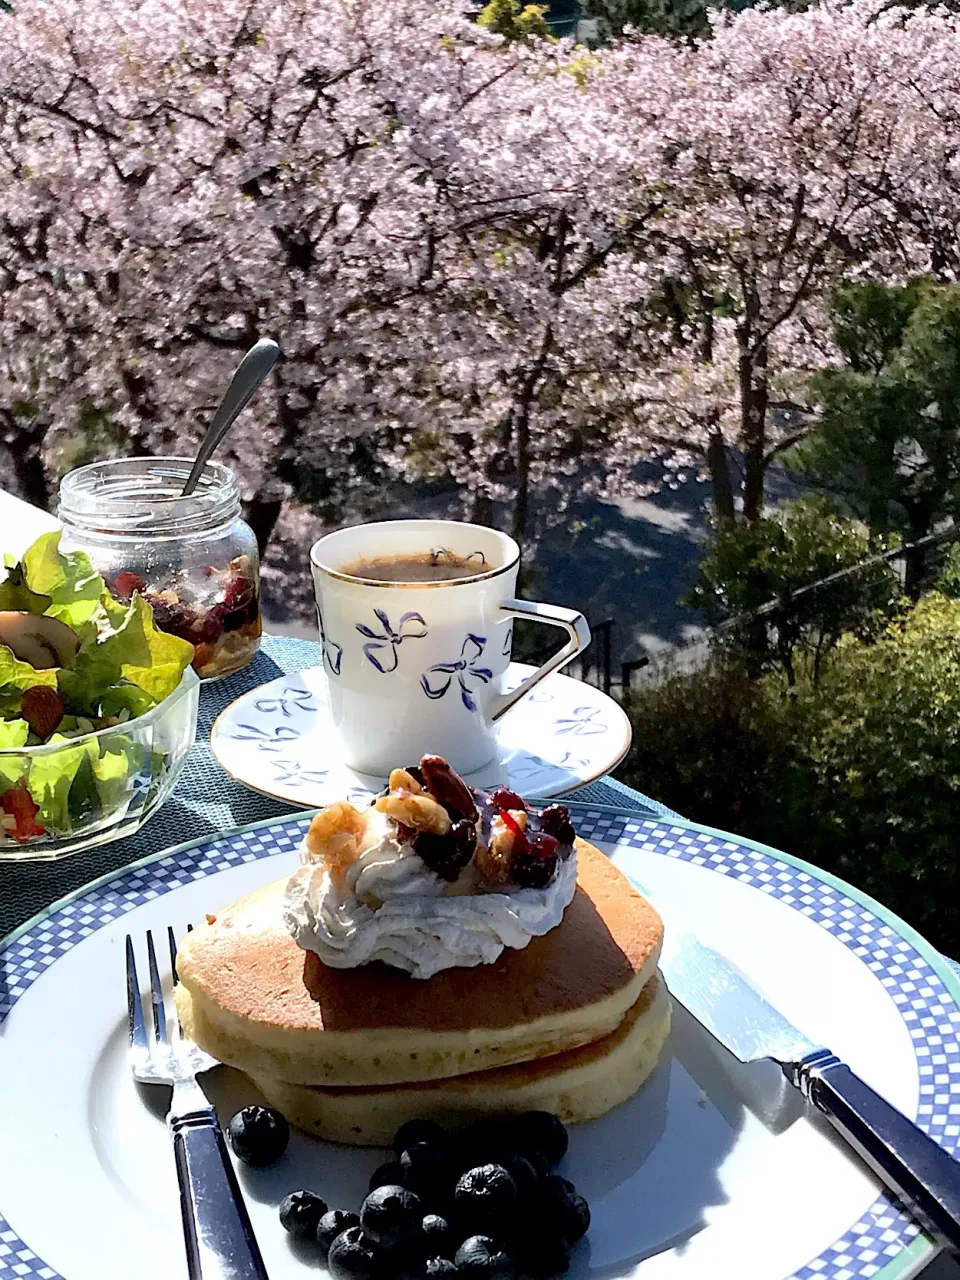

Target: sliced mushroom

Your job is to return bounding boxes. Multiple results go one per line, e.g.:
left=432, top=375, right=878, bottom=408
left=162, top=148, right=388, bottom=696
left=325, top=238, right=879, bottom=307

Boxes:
left=0, top=611, right=80, bottom=669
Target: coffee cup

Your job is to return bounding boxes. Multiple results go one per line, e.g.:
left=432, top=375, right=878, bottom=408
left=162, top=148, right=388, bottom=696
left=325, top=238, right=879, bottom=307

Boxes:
left=310, top=519, right=590, bottom=776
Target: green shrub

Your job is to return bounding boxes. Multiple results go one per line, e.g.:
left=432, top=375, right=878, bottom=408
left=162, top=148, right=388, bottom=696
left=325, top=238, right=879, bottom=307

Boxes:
left=685, top=497, right=901, bottom=685
left=620, top=593, right=960, bottom=953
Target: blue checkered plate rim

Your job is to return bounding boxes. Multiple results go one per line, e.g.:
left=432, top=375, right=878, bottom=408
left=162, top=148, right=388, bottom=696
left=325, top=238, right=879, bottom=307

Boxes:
left=2, top=803, right=958, bottom=1280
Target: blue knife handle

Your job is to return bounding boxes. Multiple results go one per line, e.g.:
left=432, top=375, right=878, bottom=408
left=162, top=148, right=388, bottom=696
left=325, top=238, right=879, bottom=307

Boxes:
left=171, top=1107, right=270, bottom=1280
left=788, top=1049, right=960, bottom=1256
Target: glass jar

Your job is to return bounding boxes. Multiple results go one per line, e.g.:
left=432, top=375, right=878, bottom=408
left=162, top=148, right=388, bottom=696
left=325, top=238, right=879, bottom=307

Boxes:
left=58, top=458, right=262, bottom=680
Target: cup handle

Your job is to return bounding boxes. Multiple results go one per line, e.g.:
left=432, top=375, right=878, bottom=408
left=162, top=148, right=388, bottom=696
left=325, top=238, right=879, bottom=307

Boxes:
left=491, top=600, right=591, bottom=722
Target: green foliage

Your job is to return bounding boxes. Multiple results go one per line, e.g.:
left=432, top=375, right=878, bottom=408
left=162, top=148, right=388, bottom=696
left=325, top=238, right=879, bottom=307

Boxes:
left=684, top=496, right=901, bottom=683
left=792, top=280, right=960, bottom=590
left=935, top=541, right=960, bottom=598
left=476, top=0, right=552, bottom=41
left=588, top=0, right=806, bottom=41
left=589, top=0, right=960, bottom=41
left=620, top=593, right=960, bottom=953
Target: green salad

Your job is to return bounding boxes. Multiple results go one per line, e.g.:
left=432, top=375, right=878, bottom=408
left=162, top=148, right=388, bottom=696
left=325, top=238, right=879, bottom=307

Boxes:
left=0, top=532, right=194, bottom=843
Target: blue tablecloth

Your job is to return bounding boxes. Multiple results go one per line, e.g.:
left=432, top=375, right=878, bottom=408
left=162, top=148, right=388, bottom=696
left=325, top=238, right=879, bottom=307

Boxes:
left=0, top=634, right=675, bottom=939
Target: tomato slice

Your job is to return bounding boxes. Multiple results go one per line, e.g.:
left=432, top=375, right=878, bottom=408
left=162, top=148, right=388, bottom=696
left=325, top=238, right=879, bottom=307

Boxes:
left=1, top=786, right=46, bottom=842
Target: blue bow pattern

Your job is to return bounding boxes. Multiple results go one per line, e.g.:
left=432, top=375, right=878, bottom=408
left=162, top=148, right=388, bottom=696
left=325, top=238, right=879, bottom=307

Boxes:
left=421, top=634, right=493, bottom=712
left=357, top=608, right=428, bottom=673
left=317, top=609, right=343, bottom=676
left=226, top=723, right=302, bottom=753
left=554, top=705, right=607, bottom=736
left=254, top=683, right=315, bottom=717
left=270, top=760, right=329, bottom=787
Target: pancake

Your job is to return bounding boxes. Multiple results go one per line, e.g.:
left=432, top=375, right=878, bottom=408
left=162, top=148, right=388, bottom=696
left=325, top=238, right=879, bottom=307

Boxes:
left=175, top=839, right=663, bottom=1087
left=249, top=973, right=670, bottom=1145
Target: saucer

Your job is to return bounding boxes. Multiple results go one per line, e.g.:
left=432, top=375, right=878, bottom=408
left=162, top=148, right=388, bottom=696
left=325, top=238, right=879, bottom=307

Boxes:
left=210, top=663, right=632, bottom=805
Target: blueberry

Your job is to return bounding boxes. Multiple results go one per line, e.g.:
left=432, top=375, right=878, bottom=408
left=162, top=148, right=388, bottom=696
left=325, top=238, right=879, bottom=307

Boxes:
left=317, top=1209, right=361, bottom=1259
left=278, top=1189, right=327, bottom=1240
left=453, top=1118, right=512, bottom=1170
left=413, top=828, right=474, bottom=881
left=225, top=1105, right=289, bottom=1167
left=496, top=1152, right=541, bottom=1201
left=455, top=1234, right=517, bottom=1280
left=400, top=1141, right=448, bottom=1198
left=538, top=1174, right=590, bottom=1243
left=327, top=1225, right=381, bottom=1280
left=425, top=1261, right=458, bottom=1277
left=421, top=1213, right=454, bottom=1257
left=370, top=1160, right=404, bottom=1192
left=454, top=1164, right=518, bottom=1230
left=361, top=1184, right=424, bottom=1249
left=512, top=1112, right=568, bottom=1167
left=514, top=1229, right=571, bottom=1277
left=394, top=1118, right=449, bottom=1155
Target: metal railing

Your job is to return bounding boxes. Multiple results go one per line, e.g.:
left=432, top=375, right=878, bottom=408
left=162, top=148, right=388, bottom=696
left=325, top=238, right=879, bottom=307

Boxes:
left=525, top=616, right=614, bottom=694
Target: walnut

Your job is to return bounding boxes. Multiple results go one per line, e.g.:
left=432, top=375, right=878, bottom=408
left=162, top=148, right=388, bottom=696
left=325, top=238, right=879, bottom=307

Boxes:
left=474, top=835, right=512, bottom=888
left=375, top=789, right=452, bottom=834
left=388, top=768, right=423, bottom=794
left=490, top=809, right=526, bottom=859
left=305, top=801, right=369, bottom=880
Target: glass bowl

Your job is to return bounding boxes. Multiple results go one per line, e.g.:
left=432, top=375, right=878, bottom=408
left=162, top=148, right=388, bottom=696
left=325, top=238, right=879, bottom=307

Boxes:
left=0, top=667, right=199, bottom=862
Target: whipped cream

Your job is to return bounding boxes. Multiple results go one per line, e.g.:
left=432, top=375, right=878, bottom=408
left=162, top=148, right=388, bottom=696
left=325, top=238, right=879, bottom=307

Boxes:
left=282, top=810, right=578, bottom=980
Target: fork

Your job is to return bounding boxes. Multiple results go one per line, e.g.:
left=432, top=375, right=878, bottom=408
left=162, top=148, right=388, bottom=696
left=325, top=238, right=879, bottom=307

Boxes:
left=126, top=928, right=270, bottom=1280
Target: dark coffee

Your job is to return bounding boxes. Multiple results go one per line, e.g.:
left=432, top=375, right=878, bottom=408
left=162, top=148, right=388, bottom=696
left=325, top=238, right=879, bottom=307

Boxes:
left=342, top=549, right=492, bottom=583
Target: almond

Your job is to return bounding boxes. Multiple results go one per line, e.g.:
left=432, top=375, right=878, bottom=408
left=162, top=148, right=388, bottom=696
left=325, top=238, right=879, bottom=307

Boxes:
left=21, top=685, right=65, bottom=740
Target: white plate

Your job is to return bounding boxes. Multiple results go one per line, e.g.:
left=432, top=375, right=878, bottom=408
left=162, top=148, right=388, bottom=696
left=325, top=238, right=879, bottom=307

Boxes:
left=210, top=663, right=632, bottom=803
left=1, top=806, right=957, bottom=1280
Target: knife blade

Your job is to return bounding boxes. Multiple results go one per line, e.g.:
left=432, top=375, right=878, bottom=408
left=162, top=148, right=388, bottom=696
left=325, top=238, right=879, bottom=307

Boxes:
left=660, top=934, right=960, bottom=1257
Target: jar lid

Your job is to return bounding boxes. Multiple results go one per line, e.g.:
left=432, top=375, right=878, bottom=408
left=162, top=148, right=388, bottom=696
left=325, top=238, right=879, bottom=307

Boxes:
left=58, top=458, right=240, bottom=536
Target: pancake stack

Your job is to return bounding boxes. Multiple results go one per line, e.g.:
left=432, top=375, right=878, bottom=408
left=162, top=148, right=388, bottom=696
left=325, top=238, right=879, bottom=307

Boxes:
left=175, top=839, right=669, bottom=1146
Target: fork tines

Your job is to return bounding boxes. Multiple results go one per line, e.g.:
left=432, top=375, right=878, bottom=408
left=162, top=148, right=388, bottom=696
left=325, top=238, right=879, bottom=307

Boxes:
left=126, top=926, right=182, bottom=1053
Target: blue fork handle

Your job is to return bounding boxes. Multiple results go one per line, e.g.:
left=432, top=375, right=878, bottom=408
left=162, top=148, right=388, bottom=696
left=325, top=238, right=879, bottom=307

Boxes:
left=790, top=1051, right=960, bottom=1256
left=171, top=1108, right=270, bottom=1280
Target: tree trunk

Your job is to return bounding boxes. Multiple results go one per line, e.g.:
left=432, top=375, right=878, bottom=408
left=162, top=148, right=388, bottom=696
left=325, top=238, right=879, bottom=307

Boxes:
left=242, top=496, right=284, bottom=558
left=510, top=409, right=530, bottom=544
left=739, top=340, right=769, bottom=522
left=467, top=489, right=493, bottom=526
left=2, top=418, right=51, bottom=510
left=706, top=413, right=735, bottom=526
left=508, top=326, right=553, bottom=545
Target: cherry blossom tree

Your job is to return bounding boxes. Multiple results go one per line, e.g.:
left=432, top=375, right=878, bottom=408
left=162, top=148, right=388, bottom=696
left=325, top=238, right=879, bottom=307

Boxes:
left=594, top=1, right=960, bottom=523
left=0, top=0, right=669, bottom=549
left=4, top=0, right=960, bottom=552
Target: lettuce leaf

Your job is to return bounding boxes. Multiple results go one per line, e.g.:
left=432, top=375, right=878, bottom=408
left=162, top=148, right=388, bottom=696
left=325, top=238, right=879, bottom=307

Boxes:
left=27, top=734, right=98, bottom=830
left=21, top=532, right=106, bottom=629
left=58, top=595, right=192, bottom=714
left=93, top=738, right=147, bottom=811
left=0, top=719, right=29, bottom=748
left=97, top=683, right=157, bottom=720
left=0, top=718, right=30, bottom=791
left=0, top=559, right=52, bottom=614
left=1, top=532, right=193, bottom=740
left=0, top=646, right=59, bottom=715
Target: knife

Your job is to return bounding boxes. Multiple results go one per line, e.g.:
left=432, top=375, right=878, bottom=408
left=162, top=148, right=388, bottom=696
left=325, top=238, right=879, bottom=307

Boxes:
left=660, top=934, right=960, bottom=1256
